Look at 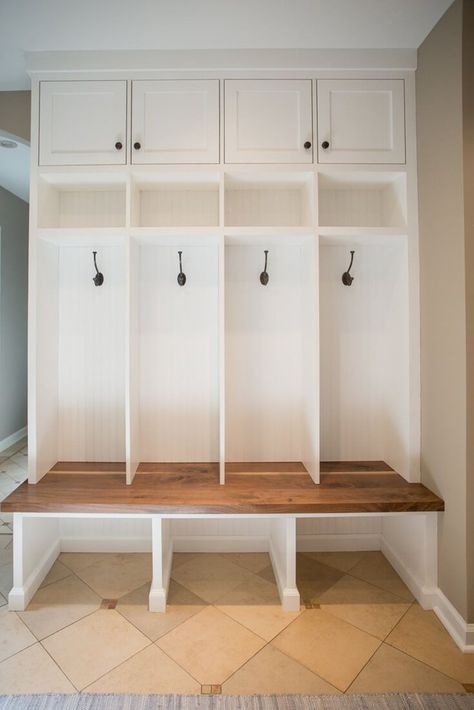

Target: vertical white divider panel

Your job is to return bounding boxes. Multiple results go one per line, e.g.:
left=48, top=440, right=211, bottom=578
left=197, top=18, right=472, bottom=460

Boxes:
left=149, top=517, right=173, bottom=612
left=269, top=517, right=300, bottom=611
left=126, top=236, right=140, bottom=484
left=302, top=235, right=320, bottom=483
left=404, top=72, right=421, bottom=482
left=218, top=170, right=226, bottom=483
left=31, top=239, right=59, bottom=482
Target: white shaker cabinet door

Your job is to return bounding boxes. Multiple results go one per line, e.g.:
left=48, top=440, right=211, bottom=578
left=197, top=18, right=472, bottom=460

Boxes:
left=39, top=81, right=127, bottom=166
left=317, top=79, right=405, bottom=164
left=225, top=80, right=313, bottom=163
left=131, top=80, right=219, bottom=164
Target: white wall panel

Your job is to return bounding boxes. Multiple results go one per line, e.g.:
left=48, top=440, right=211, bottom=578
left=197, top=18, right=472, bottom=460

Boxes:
left=57, top=245, right=126, bottom=461
left=319, top=242, right=410, bottom=473
left=139, top=245, right=219, bottom=461
left=226, top=244, right=308, bottom=462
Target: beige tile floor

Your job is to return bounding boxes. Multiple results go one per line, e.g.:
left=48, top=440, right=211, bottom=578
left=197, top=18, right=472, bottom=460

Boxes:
left=0, top=442, right=473, bottom=696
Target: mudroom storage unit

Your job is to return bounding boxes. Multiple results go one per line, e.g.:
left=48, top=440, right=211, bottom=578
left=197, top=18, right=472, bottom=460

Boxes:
left=27, top=67, right=419, bottom=488
left=2, top=52, right=450, bottom=625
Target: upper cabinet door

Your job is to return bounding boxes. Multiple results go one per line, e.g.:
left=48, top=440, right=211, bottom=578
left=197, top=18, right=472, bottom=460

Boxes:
left=131, top=80, right=219, bottom=164
left=317, top=79, right=405, bottom=164
left=39, top=81, right=127, bottom=166
left=225, top=80, right=313, bottom=163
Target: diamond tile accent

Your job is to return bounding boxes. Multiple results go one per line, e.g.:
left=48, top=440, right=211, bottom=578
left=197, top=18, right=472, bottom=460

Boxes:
left=318, top=573, right=411, bottom=640
left=171, top=553, right=252, bottom=603
left=347, top=643, right=466, bottom=694
left=19, top=574, right=101, bottom=640
left=222, top=644, right=340, bottom=696
left=215, top=572, right=301, bottom=641
left=117, top=580, right=206, bottom=641
left=68, top=553, right=152, bottom=599
left=157, top=605, right=265, bottom=684
left=272, top=608, right=380, bottom=691
left=42, top=609, right=150, bottom=690
left=387, top=603, right=474, bottom=683
left=85, top=644, right=200, bottom=694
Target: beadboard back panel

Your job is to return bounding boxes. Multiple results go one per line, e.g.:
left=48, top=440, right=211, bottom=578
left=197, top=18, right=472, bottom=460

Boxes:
left=319, top=241, right=410, bottom=476
left=138, top=244, right=220, bottom=462
left=57, top=246, right=126, bottom=462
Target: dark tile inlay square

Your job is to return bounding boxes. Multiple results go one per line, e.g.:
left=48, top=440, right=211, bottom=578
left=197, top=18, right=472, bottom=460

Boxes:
left=201, top=685, right=221, bottom=694
left=101, top=599, right=118, bottom=609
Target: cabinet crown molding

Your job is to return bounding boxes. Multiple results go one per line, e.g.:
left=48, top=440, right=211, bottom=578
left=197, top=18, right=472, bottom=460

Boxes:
left=26, top=48, right=417, bottom=77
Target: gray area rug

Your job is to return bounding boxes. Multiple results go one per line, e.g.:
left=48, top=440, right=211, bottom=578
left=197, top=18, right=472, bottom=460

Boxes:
left=0, top=695, right=473, bottom=710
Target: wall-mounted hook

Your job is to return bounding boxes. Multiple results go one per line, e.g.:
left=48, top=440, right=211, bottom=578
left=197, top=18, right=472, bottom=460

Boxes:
left=260, top=250, right=269, bottom=286
left=342, top=250, right=355, bottom=286
left=177, top=251, right=186, bottom=287
left=92, top=251, right=104, bottom=287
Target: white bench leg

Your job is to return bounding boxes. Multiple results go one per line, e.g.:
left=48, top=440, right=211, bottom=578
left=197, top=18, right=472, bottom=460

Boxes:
left=149, top=517, right=173, bottom=612
left=269, top=517, right=300, bottom=611
left=9, top=514, right=61, bottom=611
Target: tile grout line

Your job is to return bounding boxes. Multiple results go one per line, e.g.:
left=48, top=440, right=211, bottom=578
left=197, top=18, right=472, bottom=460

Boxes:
left=380, top=637, right=469, bottom=691
left=37, top=636, right=81, bottom=692
left=79, top=638, right=156, bottom=693
left=339, top=601, right=417, bottom=694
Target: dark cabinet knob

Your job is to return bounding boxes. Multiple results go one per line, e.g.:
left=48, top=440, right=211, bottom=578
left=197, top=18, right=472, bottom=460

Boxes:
left=134, top=141, right=141, bottom=150
left=114, top=141, right=123, bottom=150
left=321, top=141, right=330, bottom=150
left=304, top=141, right=312, bottom=150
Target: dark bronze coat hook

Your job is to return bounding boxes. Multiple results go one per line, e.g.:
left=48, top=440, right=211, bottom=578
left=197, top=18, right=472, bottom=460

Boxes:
left=260, top=250, right=269, bottom=286
left=177, top=251, right=186, bottom=286
left=92, top=251, right=104, bottom=287
left=342, top=250, right=355, bottom=286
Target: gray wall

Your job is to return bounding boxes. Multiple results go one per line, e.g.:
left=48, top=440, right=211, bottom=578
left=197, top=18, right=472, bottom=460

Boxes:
left=463, top=0, right=474, bottom=621
left=0, top=187, right=28, bottom=443
left=417, top=0, right=473, bottom=621
left=0, top=91, right=31, bottom=142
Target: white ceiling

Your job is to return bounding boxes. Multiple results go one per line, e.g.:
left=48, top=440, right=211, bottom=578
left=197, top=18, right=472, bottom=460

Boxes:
left=0, top=0, right=454, bottom=90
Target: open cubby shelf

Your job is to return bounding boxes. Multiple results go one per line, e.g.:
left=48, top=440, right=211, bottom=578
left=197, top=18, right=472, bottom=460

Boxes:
left=318, top=171, right=407, bottom=229
left=224, top=172, right=314, bottom=227
left=38, top=172, right=127, bottom=229
left=131, top=173, right=220, bottom=227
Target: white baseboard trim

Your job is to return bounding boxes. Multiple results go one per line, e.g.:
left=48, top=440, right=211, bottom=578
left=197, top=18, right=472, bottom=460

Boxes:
left=0, top=426, right=27, bottom=454
left=298, top=533, right=381, bottom=552
left=381, top=536, right=474, bottom=653
left=173, top=535, right=269, bottom=553
left=432, top=590, right=474, bottom=653
left=8, top=539, right=60, bottom=611
left=61, top=537, right=152, bottom=553
left=381, top=536, right=436, bottom=607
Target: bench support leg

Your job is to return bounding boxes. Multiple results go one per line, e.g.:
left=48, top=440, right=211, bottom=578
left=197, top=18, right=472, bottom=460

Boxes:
left=269, top=517, right=300, bottom=611
left=149, top=517, right=173, bottom=612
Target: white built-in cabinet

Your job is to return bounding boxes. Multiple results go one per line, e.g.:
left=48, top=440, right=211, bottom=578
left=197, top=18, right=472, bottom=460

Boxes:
left=39, top=81, right=127, bottom=166
left=39, top=78, right=407, bottom=167
left=131, top=80, right=220, bottom=164
left=30, top=70, right=417, bottom=491
left=224, top=80, right=313, bottom=163
left=317, top=79, right=405, bottom=164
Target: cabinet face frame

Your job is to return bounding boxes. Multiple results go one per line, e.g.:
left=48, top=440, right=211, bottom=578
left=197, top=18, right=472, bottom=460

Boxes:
left=317, top=79, right=406, bottom=164
left=224, top=79, right=313, bottom=164
left=39, top=81, right=128, bottom=166
left=131, top=80, right=220, bottom=164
